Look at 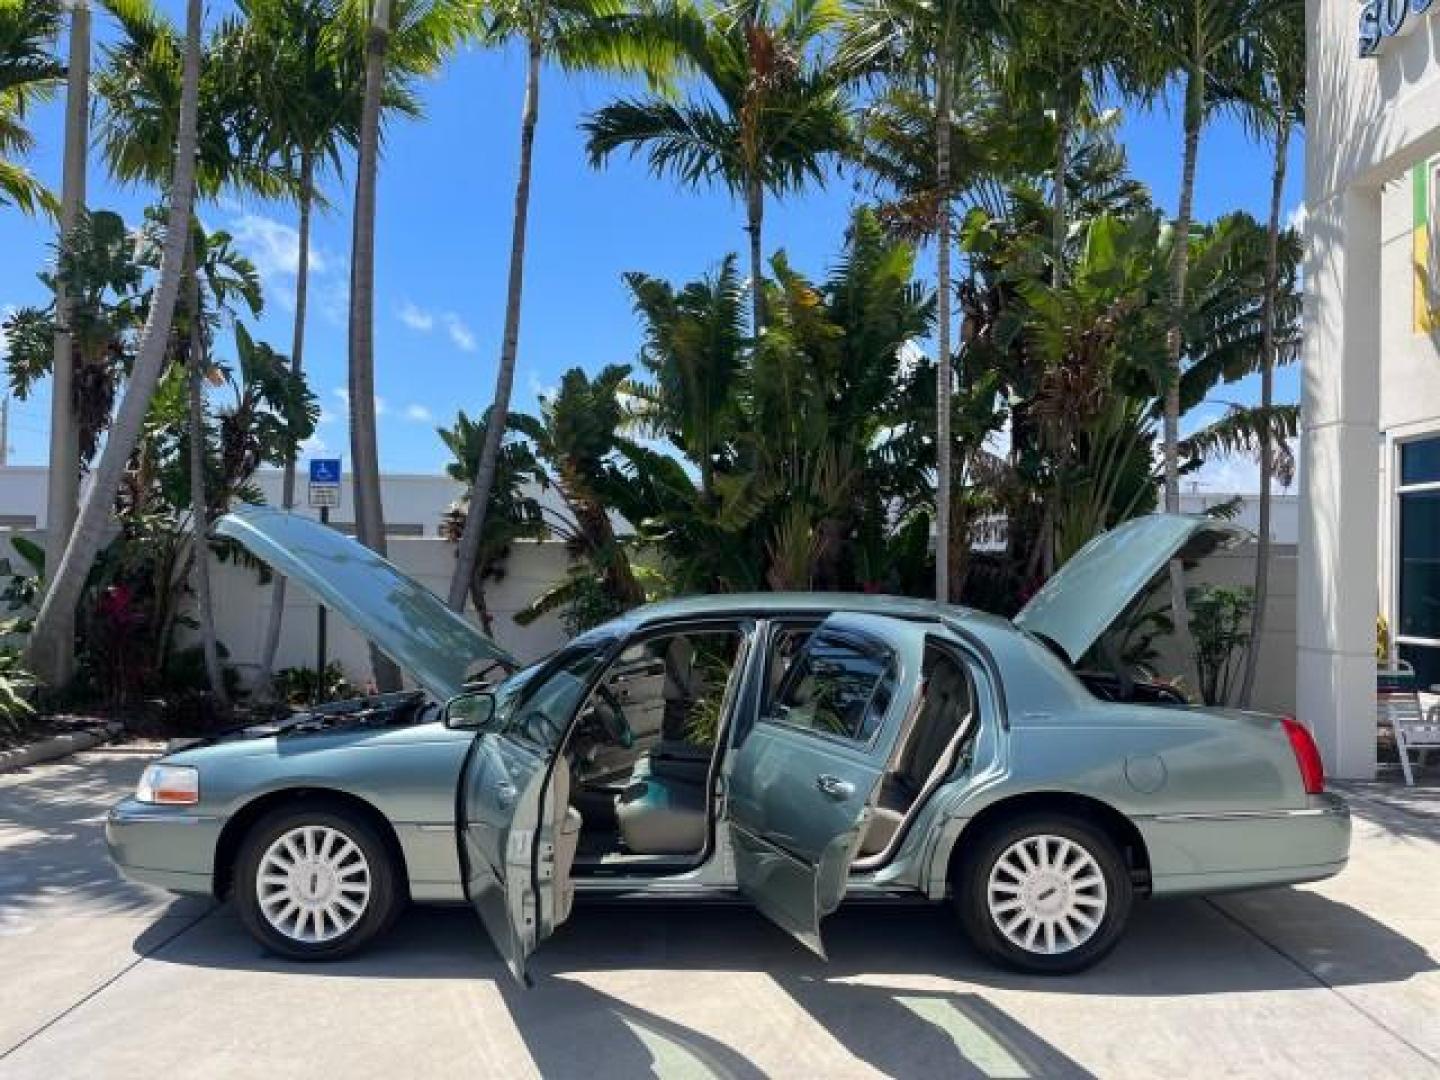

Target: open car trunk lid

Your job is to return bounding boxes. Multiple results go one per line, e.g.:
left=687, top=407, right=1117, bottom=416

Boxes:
left=215, top=505, right=515, bottom=701
left=1014, top=514, right=1250, bottom=666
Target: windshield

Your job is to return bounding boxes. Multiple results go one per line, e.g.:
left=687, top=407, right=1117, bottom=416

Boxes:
left=489, top=635, right=619, bottom=750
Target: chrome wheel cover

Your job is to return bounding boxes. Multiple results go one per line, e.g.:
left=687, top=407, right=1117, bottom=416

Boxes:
left=986, top=833, right=1107, bottom=956
left=256, top=825, right=371, bottom=944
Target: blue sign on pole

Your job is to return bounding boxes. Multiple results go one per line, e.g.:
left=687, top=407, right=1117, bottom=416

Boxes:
left=309, top=458, right=342, bottom=485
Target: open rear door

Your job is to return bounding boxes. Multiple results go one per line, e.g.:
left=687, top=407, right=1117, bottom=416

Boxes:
left=725, top=612, right=928, bottom=957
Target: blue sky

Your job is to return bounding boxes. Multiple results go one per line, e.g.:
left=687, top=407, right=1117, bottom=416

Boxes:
left=0, top=4, right=1303, bottom=491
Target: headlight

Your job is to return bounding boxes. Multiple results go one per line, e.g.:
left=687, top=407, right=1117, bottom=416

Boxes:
left=136, top=763, right=200, bottom=805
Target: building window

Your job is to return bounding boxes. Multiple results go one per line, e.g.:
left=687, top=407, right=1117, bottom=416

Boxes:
left=1396, top=435, right=1440, bottom=686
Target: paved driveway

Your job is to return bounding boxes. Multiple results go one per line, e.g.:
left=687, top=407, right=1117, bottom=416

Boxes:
left=1, top=749, right=1437, bottom=1079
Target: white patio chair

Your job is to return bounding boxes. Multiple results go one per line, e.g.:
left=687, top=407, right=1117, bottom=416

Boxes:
left=1378, top=661, right=1440, bottom=786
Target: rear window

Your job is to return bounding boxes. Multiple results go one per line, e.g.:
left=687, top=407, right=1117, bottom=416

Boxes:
left=765, top=628, right=897, bottom=744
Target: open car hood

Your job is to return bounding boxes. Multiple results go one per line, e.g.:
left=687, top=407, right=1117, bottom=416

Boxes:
left=1014, top=514, right=1250, bottom=666
left=215, top=505, right=515, bottom=701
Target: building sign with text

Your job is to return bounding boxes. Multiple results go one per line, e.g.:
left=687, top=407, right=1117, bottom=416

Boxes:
left=1359, top=0, right=1436, bottom=57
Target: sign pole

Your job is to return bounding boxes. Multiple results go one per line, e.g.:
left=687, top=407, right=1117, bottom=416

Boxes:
left=316, top=504, right=329, bottom=703
left=307, top=458, right=342, bottom=704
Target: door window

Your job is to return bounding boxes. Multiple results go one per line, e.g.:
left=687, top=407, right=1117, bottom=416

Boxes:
left=765, top=627, right=897, bottom=744
left=1396, top=434, right=1440, bottom=687
left=499, top=638, right=617, bottom=750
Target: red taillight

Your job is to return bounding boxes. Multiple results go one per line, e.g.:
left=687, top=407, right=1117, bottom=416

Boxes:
left=1282, top=717, right=1325, bottom=795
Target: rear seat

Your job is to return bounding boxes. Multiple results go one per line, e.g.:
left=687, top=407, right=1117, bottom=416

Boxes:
left=858, top=656, right=970, bottom=857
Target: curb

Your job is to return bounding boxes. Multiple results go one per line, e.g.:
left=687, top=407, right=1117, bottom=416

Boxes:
left=0, top=721, right=124, bottom=775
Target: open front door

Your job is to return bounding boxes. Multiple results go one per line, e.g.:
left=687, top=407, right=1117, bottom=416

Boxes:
left=726, top=613, right=928, bottom=957
left=459, top=646, right=604, bottom=985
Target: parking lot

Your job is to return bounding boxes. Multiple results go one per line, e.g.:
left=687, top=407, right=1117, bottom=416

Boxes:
left=0, top=748, right=1437, bottom=1079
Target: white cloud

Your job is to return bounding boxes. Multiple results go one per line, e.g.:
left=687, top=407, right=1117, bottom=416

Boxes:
left=404, top=403, right=434, bottom=423
left=330, top=387, right=385, bottom=416
left=228, top=212, right=329, bottom=282
left=398, top=301, right=435, bottom=332
left=298, top=433, right=329, bottom=458
left=526, top=371, right=557, bottom=404
left=444, top=313, right=477, bottom=352
left=1284, top=203, right=1308, bottom=235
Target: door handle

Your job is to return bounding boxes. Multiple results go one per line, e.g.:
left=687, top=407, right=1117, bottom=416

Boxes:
left=815, top=774, right=855, bottom=800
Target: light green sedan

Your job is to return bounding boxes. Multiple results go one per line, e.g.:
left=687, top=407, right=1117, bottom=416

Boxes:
left=107, top=508, right=1349, bottom=983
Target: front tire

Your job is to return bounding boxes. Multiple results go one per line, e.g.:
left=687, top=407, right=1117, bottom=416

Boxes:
left=234, top=806, right=398, bottom=960
left=957, top=813, right=1132, bottom=974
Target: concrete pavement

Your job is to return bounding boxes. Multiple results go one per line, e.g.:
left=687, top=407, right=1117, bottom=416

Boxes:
left=0, top=749, right=1437, bottom=1079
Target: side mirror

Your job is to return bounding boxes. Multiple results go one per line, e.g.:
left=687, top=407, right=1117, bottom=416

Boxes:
left=444, top=690, right=496, bottom=731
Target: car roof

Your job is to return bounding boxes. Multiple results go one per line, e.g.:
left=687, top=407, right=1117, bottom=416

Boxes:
left=619, top=591, right=1021, bottom=644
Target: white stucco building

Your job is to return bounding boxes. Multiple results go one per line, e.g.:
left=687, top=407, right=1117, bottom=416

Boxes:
left=1305, top=0, right=1440, bottom=776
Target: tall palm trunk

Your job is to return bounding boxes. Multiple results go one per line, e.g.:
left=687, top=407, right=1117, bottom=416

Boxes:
left=1052, top=91, right=1069, bottom=289
left=1164, top=64, right=1204, bottom=697
left=1238, top=118, right=1290, bottom=707
left=256, top=150, right=315, bottom=695
left=186, top=245, right=228, bottom=706
left=934, top=62, right=953, bottom=603
left=27, top=0, right=203, bottom=686
left=746, top=176, right=765, bottom=337
left=348, top=0, right=401, bottom=690
left=41, top=0, right=91, bottom=687
left=447, top=37, right=542, bottom=613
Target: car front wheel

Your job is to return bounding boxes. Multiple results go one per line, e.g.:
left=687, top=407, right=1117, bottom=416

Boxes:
left=957, top=813, right=1133, bottom=974
left=234, top=806, right=398, bottom=960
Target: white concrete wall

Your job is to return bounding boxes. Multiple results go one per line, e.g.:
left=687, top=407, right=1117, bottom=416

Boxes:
left=1148, top=545, right=1299, bottom=715
left=0, top=526, right=573, bottom=688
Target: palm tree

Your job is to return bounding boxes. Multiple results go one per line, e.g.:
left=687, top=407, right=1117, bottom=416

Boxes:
left=443, top=0, right=675, bottom=615
left=993, top=0, right=1130, bottom=285
left=346, top=0, right=462, bottom=688
left=1125, top=0, right=1261, bottom=512
left=584, top=0, right=850, bottom=335
left=42, top=0, right=91, bottom=687
left=234, top=0, right=370, bottom=696
left=1122, top=0, right=1261, bottom=697
left=1235, top=0, right=1302, bottom=706
left=0, top=0, right=63, bottom=216
left=840, top=0, right=986, bottom=602
left=27, top=0, right=204, bottom=686
left=438, top=410, right=546, bottom=636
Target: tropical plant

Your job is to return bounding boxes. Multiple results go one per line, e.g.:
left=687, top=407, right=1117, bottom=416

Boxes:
left=511, top=364, right=648, bottom=631
left=346, top=0, right=465, bottom=690
left=1188, top=583, right=1253, bottom=704
left=0, top=0, right=64, bottom=215
left=28, top=0, right=206, bottom=688
left=438, top=410, right=546, bottom=637
left=0, top=628, right=37, bottom=736
left=584, top=0, right=851, bottom=334
left=1234, top=0, right=1303, bottom=707
left=444, top=0, right=675, bottom=616
left=275, top=661, right=353, bottom=705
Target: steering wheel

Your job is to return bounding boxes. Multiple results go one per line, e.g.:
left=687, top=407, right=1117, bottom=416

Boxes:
left=592, top=685, right=635, bottom=749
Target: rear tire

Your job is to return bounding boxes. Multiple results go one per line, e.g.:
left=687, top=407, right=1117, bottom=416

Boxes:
left=956, top=813, right=1132, bottom=974
left=234, top=805, right=398, bottom=960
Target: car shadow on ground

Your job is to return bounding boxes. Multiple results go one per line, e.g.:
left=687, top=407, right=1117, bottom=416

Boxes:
left=137, top=888, right=1435, bottom=1080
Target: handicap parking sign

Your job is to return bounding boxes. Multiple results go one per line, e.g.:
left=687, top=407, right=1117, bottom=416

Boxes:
left=308, top=458, right=342, bottom=509
left=309, top=458, right=342, bottom=485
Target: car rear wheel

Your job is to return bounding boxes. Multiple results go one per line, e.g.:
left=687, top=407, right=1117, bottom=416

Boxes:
left=234, top=806, right=398, bottom=960
left=956, top=813, right=1132, bottom=974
